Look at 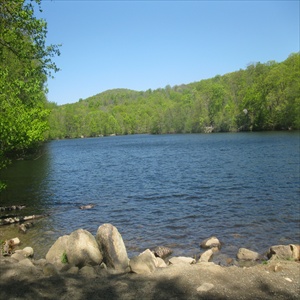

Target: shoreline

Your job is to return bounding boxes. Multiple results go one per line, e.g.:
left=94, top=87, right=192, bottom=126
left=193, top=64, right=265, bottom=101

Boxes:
left=1, top=254, right=299, bottom=300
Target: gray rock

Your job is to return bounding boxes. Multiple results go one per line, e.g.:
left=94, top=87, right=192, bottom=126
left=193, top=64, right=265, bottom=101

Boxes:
left=151, top=246, right=173, bottom=259
left=78, top=265, right=97, bottom=277
left=19, top=258, right=35, bottom=268
left=129, top=249, right=157, bottom=274
left=66, top=229, right=103, bottom=268
left=66, top=266, right=79, bottom=274
left=96, top=223, right=129, bottom=272
left=42, top=263, right=59, bottom=276
left=46, top=235, right=69, bottom=267
left=200, top=236, right=221, bottom=249
left=237, top=248, right=260, bottom=261
left=267, top=244, right=299, bottom=261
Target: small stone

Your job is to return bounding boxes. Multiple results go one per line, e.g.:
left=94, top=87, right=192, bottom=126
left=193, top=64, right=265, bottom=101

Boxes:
left=22, top=247, right=34, bottom=257
left=200, top=237, right=221, bottom=249
left=10, top=237, right=20, bottom=245
left=19, top=258, right=35, bottom=268
left=197, top=283, right=214, bottom=292
left=151, top=246, right=173, bottom=259
left=43, top=263, right=59, bottom=276
left=169, top=256, right=196, bottom=265
left=11, top=252, right=26, bottom=261
left=78, top=266, right=97, bottom=277
left=199, top=249, right=214, bottom=262
left=155, top=257, right=167, bottom=268
left=66, top=266, right=79, bottom=274
left=237, top=248, right=260, bottom=261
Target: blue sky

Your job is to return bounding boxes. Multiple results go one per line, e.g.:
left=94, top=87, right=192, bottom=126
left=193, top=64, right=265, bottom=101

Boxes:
left=38, top=1, right=299, bottom=105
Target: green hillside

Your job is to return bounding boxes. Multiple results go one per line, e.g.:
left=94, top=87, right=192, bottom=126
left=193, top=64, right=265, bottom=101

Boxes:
left=46, top=53, right=300, bottom=139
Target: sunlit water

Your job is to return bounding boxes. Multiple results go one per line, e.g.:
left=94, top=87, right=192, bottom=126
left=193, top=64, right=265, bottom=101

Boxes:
left=1, top=132, right=299, bottom=262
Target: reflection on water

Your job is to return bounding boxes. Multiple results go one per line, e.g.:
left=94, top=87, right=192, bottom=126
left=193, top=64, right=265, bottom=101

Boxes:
left=0, top=132, right=299, bottom=260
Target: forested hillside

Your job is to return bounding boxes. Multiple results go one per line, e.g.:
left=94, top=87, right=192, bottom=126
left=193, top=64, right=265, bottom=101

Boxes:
left=46, top=53, right=300, bottom=139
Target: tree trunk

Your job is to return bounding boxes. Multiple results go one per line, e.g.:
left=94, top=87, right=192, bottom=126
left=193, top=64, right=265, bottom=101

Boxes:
left=0, top=205, right=26, bottom=211
left=0, top=214, right=48, bottom=226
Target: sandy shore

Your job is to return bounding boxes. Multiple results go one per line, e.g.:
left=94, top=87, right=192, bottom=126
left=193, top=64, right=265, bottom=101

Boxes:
left=0, top=256, right=299, bottom=300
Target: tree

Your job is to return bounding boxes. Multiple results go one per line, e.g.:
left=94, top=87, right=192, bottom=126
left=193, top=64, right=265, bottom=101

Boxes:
left=0, top=0, right=60, bottom=189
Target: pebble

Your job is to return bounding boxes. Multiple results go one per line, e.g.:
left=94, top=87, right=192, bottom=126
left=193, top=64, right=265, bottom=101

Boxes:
left=197, top=283, right=214, bottom=292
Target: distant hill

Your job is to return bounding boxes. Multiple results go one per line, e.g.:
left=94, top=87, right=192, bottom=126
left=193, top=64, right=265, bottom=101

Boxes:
left=46, top=53, right=300, bottom=139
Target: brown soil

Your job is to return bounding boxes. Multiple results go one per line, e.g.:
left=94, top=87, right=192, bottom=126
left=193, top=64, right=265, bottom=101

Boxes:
left=0, top=258, right=299, bottom=300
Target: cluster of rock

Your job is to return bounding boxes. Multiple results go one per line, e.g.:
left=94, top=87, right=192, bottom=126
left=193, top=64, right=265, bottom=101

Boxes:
left=1, top=224, right=300, bottom=277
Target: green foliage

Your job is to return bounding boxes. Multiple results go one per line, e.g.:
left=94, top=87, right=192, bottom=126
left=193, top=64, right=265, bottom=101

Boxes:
left=46, top=53, right=299, bottom=139
left=0, top=0, right=60, bottom=190
left=61, top=251, right=68, bottom=264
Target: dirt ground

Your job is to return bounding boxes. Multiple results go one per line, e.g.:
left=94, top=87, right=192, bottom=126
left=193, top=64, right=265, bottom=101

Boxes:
left=0, top=257, right=299, bottom=300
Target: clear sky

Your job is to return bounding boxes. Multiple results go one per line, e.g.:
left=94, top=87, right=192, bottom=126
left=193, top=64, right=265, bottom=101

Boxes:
left=37, top=0, right=299, bottom=105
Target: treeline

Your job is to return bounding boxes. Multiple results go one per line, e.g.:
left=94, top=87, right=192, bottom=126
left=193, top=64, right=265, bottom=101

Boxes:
left=46, top=53, right=300, bottom=139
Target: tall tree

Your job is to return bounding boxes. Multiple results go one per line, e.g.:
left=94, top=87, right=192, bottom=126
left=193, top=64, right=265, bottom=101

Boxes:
left=0, top=0, right=60, bottom=190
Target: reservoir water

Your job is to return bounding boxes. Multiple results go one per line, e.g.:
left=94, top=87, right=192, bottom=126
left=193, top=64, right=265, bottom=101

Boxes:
left=0, top=132, right=299, bottom=261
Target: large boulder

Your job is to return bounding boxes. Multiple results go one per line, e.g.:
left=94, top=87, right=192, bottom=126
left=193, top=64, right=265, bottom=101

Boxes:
left=267, top=244, right=300, bottom=261
left=237, top=248, right=260, bottom=261
left=46, top=235, right=70, bottom=268
left=96, top=223, right=129, bottom=272
left=129, top=249, right=157, bottom=274
left=66, top=229, right=103, bottom=268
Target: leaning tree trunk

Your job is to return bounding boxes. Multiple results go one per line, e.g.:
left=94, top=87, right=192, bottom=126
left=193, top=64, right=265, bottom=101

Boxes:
left=0, top=214, right=48, bottom=226
left=0, top=205, right=26, bottom=211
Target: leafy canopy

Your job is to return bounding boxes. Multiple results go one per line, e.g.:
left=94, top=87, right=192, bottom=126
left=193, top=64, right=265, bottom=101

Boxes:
left=0, top=0, right=60, bottom=189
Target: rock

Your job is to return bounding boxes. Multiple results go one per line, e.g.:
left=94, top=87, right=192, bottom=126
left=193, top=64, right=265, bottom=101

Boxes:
left=96, top=223, right=129, bottom=272
left=267, top=244, right=299, bottom=261
left=155, top=257, right=167, bottom=268
left=67, top=229, right=103, bottom=268
left=33, top=258, right=48, bottom=267
left=10, top=237, right=20, bottom=246
left=19, top=258, right=35, bottom=268
left=151, top=246, right=173, bottom=259
left=66, top=266, right=79, bottom=274
left=11, top=252, right=26, bottom=261
left=23, top=247, right=34, bottom=257
left=290, top=244, right=300, bottom=261
left=267, top=263, right=284, bottom=272
left=237, top=248, right=260, bottom=261
left=14, top=247, right=34, bottom=260
left=200, top=236, right=221, bottom=249
left=42, top=263, right=59, bottom=276
left=197, top=283, right=215, bottom=292
left=199, top=249, right=214, bottom=262
left=129, top=249, right=157, bottom=274
left=79, top=204, right=95, bottom=210
left=169, top=256, right=196, bottom=265
left=79, top=265, right=97, bottom=277
left=19, top=222, right=34, bottom=233
left=46, top=235, right=69, bottom=267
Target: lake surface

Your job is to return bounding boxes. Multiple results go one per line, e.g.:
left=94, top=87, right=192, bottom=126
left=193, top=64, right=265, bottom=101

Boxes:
left=0, top=132, right=299, bottom=262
